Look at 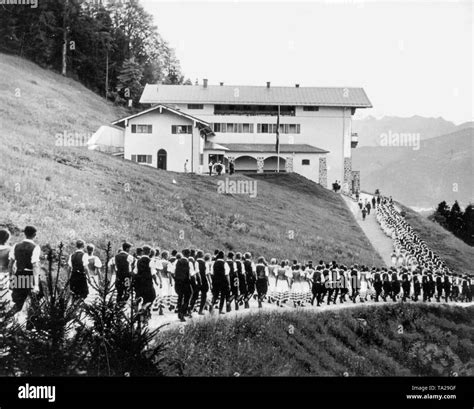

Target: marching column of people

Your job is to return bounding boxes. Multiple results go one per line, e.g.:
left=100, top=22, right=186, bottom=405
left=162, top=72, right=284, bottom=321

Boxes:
left=1, top=217, right=472, bottom=322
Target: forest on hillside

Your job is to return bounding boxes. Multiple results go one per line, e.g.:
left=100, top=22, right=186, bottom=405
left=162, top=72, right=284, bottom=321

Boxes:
left=0, top=0, right=189, bottom=106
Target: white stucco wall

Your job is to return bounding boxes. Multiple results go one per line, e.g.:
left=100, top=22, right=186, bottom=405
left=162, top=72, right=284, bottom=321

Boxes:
left=123, top=109, right=202, bottom=173
left=174, top=104, right=352, bottom=185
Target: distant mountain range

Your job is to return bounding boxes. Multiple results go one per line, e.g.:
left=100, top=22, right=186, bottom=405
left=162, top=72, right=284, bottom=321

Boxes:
left=352, top=115, right=470, bottom=147
left=352, top=121, right=473, bottom=209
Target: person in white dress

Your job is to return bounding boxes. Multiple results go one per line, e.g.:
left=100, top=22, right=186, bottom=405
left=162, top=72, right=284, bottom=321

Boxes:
left=274, top=260, right=291, bottom=306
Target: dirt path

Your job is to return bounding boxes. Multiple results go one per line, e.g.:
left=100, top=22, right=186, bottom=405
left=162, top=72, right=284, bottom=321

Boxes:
left=342, top=193, right=394, bottom=267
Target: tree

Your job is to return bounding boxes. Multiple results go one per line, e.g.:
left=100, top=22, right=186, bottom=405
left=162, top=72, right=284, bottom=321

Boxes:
left=432, top=201, right=450, bottom=226
left=116, top=58, right=144, bottom=106
left=448, top=201, right=463, bottom=235
left=461, top=204, right=474, bottom=245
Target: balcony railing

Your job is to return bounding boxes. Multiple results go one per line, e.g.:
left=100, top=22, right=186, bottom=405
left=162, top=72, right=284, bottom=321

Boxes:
left=351, top=132, right=359, bottom=148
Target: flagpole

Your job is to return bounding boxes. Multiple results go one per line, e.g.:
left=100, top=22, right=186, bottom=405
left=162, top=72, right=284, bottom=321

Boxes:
left=277, top=105, right=280, bottom=173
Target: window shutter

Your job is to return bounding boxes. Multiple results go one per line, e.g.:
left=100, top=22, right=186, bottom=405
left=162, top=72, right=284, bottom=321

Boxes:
left=171, top=125, right=176, bottom=134
left=131, top=125, right=136, bottom=133
left=131, top=155, right=137, bottom=162
left=147, top=155, right=152, bottom=164
left=297, top=124, right=301, bottom=134
left=148, top=125, right=152, bottom=133
left=188, top=125, right=193, bottom=134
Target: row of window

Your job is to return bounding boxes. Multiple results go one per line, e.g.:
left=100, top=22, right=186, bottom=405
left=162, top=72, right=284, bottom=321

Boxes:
left=211, top=123, right=301, bottom=134
left=132, top=123, right=302, bottom=135
left=257, top=123, right=301, bottom=134
left=187, top=104, right=319, bottom=113
left=212, top=123, right=254, bottom=133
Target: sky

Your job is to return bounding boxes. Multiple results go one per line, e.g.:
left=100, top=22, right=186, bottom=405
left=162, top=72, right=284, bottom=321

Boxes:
left=141, top=0, right=473, bottom=124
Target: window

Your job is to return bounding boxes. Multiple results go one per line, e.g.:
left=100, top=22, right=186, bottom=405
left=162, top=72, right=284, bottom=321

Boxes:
left=171, top=125, right=192, bottom=134
left=302, top=159, right=310, bottom=165
left=188, top=104, right=203, bottom=109
left=212, top=123, right=254, bottom=133
left=303, top=106, right=319, bottom=111
left=131, top=124, right=152, bottom=133
left=257, top=123, right=301, bottom=134
left=131, top=154, right=152, bottom=164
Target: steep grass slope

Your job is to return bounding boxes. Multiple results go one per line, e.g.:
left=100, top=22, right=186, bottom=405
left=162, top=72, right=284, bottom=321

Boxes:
left=398, top=204, right=474, bottom=274
left=0, top=53, right=382, bottom=265
left=160, top=304, right=474, bottom=376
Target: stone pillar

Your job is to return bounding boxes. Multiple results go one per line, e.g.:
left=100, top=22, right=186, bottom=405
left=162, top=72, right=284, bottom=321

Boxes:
left=256, top=157, right=265, bottom=173
left=351, top=170, right=360, bottom=195
left=319, top=156, right=327, bottom=188
left=285, top=156, right=293, bottom=173
left=343, top=157, right=352, bottom=194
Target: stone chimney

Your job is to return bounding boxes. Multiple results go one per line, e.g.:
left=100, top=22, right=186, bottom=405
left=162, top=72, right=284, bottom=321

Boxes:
left=203, top=78, right=208, bottom=88
left=266, top=81, right=271, bottom=88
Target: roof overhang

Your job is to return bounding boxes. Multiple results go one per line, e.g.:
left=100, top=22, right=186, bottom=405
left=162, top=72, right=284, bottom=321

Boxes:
left=111, top=104, right=211, bottom=128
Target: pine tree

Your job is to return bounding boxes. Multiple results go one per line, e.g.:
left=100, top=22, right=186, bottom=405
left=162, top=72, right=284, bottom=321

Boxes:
left=116, top=58, right=144, bottom=106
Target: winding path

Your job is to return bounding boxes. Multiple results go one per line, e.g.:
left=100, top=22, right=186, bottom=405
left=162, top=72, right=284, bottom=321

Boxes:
left=342, top=193, right=394, bottom=267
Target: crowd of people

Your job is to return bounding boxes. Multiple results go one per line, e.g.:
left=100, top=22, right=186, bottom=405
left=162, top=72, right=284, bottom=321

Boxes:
left=1, top=213, right=472, bottom=324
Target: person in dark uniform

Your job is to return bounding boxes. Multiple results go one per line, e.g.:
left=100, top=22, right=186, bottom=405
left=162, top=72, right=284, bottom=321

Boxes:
left=382, top=270, right=391, bottom=302
left=339, top=266, right=349, bottom=303
left=235, top=252, right=247, bottom=306
left=361, top=207, right=367, bottom=221
left=8, top=226, right=41, bottom=312
left=255, top=257, right=269, bottom=308
left=174, top=250, right=192, bottom=321
left=68, top=240, right=90, bottom=300
left=373, top=269, right=383, bottom=302
left=461, top=276, right=470, bottom=302
left=390, top=269, right=400, bottom=301
left=133, top=245, right=159, bottom=319
left=110, top=242, right=134, bottom=303
left=227, top=252, right=239, bottom=311
left=187, top=255, right=202, bottom=315
left=210, top=251, right=230, bottom=314
left=350, top=266, right=360, bottom=303
left=401, top=269, right=411, bottom=302
left=243, top=252, right=256, bottom=308
left=321, top=264, right=334, bottom=305
left=366, top=202, right=371, bottom=216
left=422, top=273, right=430, bottom=302
left=371, top=196, right=376, bottom=209
left=435, top=273, right=444, bottom=302
left=310, top=266, right=322, bottom=306
left=428, top=273, right=436, bottom=301
left=134, top=245, right=159, bottom=312
left=443, top=274, right=451, bottom=303
left=193, top=250, right=209, bottom=315
left=412, top=271, right=421, bottom=302
left=229, top=160, right=235, bottom=175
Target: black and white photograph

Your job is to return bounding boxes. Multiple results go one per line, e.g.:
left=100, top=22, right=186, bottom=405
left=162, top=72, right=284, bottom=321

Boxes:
left=0, top=0, right=473, bottom=408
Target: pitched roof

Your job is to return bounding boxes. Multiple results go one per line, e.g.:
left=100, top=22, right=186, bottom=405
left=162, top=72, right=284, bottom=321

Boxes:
left=111, top=104, right=210, bottom=127
left=217, top=143, right=329, bottom=154
left=140, top=84, right=372, bottom=108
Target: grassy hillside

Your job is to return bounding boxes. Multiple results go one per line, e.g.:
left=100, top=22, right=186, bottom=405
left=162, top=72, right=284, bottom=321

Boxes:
left=160, top=304, right=474, bottom=376
left=0, top=53, right=382, bottom=265
left=353, top=128, right=473, bottom=208
left=397, top=204, right=474, bottom=274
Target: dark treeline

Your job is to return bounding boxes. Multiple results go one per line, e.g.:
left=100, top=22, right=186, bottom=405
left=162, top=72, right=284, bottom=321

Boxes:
left=0, top=0, right=191, bottom=105
left=430, top=201, right=474, bottom=246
